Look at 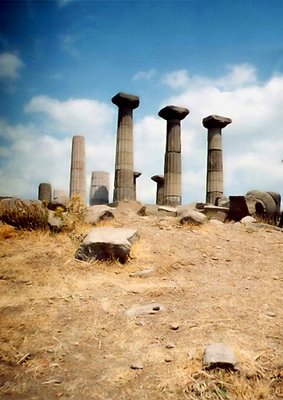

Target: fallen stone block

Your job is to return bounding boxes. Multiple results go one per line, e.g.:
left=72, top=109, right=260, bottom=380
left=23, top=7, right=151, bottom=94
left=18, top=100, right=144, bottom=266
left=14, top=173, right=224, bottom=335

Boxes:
left=75, top=227, right=139, bottom=263
left=179, top=210, right=207, bottom=225
left=203, top=343, right=238, bottom=370
left=110, top=200, right=146, bottom=216
left=240, top=216, right=257, bottom=225
left=228, top=196, right=250, bottom=221
left=125, top=303, right=165, bottom=318
left=158, top=205, right=177, bottom=217
left=85, top=205, right=114, bottom=225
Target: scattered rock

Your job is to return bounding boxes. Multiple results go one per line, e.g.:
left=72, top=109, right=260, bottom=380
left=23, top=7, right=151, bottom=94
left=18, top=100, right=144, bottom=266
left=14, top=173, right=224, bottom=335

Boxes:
left=240, top=216, right=257, bottom=225
left=48, top=211, right=63, bottom=231
left=75, top=227, right=139, bottom=263
left=216, top=196, right=230, bottom=208
left=126, top=303, right=165, bottom=318
left=158, top=206, right=177, bottom=217
left=170, top=323, right=179, bottom=330
left=180, top=210, right=207, bottom=226
left=211, top=211, right=228, bottom=223
left=165, top=342, right=176, bottom=349
left=129, top=268, right=155, bottom=278
left=164, top=356, right=173, bottom=362
left=111, top=200, right=146, bottom=216
left=203, top=343, right=238, bottom=370
left=130, top=361, right=144, bottom=370
left=85, top=205, right=114, bottom=225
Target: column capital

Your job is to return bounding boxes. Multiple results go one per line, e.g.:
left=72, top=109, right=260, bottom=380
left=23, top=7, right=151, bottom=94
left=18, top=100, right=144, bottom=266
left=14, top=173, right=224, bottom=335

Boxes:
left=112, top=92, right=140, bottom=109
left=134, top=171, right=142, bottom=179
left=151, top=175, right=164, bottom=183
left=202, top=114, right=232, bottom=129
left=158, top=105, right=189, bottom=121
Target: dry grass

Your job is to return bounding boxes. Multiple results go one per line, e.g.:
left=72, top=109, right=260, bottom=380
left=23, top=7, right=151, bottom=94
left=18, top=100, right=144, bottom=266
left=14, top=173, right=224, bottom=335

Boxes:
left=0, top=217, right=282, bottom=399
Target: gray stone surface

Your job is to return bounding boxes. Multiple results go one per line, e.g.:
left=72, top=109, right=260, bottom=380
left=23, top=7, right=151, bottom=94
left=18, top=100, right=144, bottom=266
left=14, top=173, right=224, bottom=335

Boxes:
left=158, top=205, right=177, bottom=217
left=203, top=343, right=238, bottom=370
left=75, top=227, right=139, bottom=263
left=112, top=92, right=139, bottom=202
left=179, top=210, right=207, bottom=225
left=89, top=171, right=109, bottom=205
left=85, top=205, right=114, bottom=225
left=159, top=105, right=189, bottom=207
left=125, top=303, right=165, bottom=318
left=203, top=115, right=232, bottom=204
left=69, top=136, right=86, bottom=203
left=112, top=200, right=146, bottom=216
left=246, top=190, right=278, bottom=220
left=211, top=211, right=228, bottom=223
left=48, top=210, right=63, bottom=231
left=38, top=183, right=52, bottom=203
left=53, top=190, right=68, bottom=206
left=240, top=215, right=257, bottom=225
left=228, top=196, right=250, bottom=221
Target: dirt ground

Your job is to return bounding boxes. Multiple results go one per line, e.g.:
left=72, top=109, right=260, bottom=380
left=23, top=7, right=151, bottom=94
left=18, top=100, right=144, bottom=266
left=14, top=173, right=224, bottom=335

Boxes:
left=0, top=214, right=282, bottom=399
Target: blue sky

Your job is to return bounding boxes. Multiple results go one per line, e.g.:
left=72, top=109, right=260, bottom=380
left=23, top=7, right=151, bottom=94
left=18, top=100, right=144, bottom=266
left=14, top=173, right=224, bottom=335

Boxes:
left=1, top=0, right=283, bottom=204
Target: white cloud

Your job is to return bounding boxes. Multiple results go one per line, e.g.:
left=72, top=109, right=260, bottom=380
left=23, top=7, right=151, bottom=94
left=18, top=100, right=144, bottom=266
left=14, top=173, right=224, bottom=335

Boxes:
left=132, top=69, right=157, bottom=82
left=59, top=34, right=80, bottom=57
left=0, top=52, right=24, bottom=80
left=57, top=0, right=77, bottom=8
left=162, top=69, right=190, bottom=90
left=1, top=64, right=283, bottom=206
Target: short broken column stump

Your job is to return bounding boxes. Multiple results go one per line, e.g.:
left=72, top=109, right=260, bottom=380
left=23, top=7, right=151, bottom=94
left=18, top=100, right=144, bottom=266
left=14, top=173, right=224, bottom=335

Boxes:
left=75, top=227, right=139, bottom=263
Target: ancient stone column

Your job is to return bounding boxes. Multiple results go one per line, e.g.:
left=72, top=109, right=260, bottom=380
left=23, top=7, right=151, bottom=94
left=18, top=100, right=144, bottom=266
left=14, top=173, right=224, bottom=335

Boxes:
left=151, top=175, right=164, bottom=205
left=112, top=92, right=140, bottom=202
left=38, top=183, right=52, bottom=203
left=89, top=171, right=109, bottom=205
left=203, top=115, right=232, bottom=204
left=158, top=105, right=189, bottom=207
left=69, top=135, right=86, bottom=203
left=53, top=190, right=68, bottom=206
left=133, top=171, right=142, bottom=200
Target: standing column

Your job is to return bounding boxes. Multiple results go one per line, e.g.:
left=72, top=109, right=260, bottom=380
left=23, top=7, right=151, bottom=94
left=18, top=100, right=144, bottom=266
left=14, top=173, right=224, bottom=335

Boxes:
left=151, top=175, right=164, bottom=205
left=133, top=171, right=142, bottom=200
left=158, top=105, right=189, bottom=207
left=202, top=115, right=232, bottom=204
left=112, top=92, right=140, bottom=202
left=89, top=171, right=109, bottom=205
left=69, top=135, right=86, bottom=203
left=38, top=183, right=52, bottom=203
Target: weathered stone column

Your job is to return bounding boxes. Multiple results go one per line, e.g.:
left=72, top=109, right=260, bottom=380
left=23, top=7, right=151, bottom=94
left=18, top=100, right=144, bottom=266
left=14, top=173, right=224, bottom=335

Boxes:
left=203, top=115, right=231, bottom=204
left=38, top=183, right=52, bottom=203
left=53, top=190, right=68, bottom=206
left=151, top=175, right=164, bottom=205
left=89, top=171, right=109, bottom=205
left=158, top=105, right=189, bottom=207
left=112, top=92, right=140, bottom=202
left=133, top=171, right=142, bottom=200
left=69, top=135, right=86, bottom=203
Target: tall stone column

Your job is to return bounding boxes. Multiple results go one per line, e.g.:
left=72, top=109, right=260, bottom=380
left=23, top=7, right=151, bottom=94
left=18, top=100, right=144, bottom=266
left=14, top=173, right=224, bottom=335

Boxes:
left=112, top=92, right=139, bottom=202
left=151, top=175, right=164, bottom=205
left=133, top=171, right=142, bottom=200
left=89, top=171, right=109, bottom=205
left=158, top=105, right=189, bottom=207
left=69, top=135, right=86, bottom=203
left=38, top=183, right=52, bottom=203
left=203, top=115, right=232, bottom=204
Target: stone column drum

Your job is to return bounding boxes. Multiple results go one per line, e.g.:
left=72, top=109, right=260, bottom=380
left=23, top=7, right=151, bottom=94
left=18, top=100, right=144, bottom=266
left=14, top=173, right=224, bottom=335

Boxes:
left=89, top=171, right=109, bottom=205
left=151, top=175, right=164, bottom=205
left=38, top=183, right=52, bottom=203
left=202, top=115, right=232, bottom=204
left=112, top=92, right=140, bottom=202
left=133, top=171, right=142, bottom=201
left=158, top=105, right=189, bottom=207
left=69, top=135, right=86, bottom=203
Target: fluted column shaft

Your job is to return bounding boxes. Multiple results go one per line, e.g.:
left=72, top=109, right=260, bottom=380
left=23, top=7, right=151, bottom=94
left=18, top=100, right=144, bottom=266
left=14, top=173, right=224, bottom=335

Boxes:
left=69, top=135, right=86, bottom=203
left=38, top=183, right=52, bottom=203
left=151, top=175, right=164, bottom=205
left=203, top=115, right=232, bottom=204
left=112, top=92, right=139, bottom=202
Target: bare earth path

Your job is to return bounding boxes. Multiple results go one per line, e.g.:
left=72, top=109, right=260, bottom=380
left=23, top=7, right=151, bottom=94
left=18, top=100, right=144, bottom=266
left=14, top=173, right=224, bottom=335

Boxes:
left=0, top=216, right=282, bottom=399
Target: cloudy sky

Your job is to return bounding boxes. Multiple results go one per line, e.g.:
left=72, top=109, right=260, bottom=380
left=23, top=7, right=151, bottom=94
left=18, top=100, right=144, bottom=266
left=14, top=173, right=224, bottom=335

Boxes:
left=1, top=0, right=283, bottom=204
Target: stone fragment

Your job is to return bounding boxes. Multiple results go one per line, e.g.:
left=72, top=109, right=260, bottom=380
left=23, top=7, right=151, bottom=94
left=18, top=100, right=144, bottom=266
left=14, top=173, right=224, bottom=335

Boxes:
left=125, top=303, right=165, bottom=318
left=129, top=268, right=155, bottom=278
left=165, top=342, right=176, bottom=349
left=75, top=227, right=139, bottom=263
left=203, top=343, right=238, bottom=370
left=130, top=361, right=144, bottom=370
left=48, top=211, right=63, bottom=231
left=246, top=190, right=278, bottom=221
left=212, top=211, right=228, bottom=223
left=164, top=356, right=173, bottom=362
left=179, top=210, right=207, bottom=225
left=85, top=205, right=114, bottom=225
left=240, top=216, right=257, bottom=225
left=158, top=205, right=177, bottom=217
left=170, top=323, right=179, bottom=330
left=111, top=200, right=145, bottom=216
